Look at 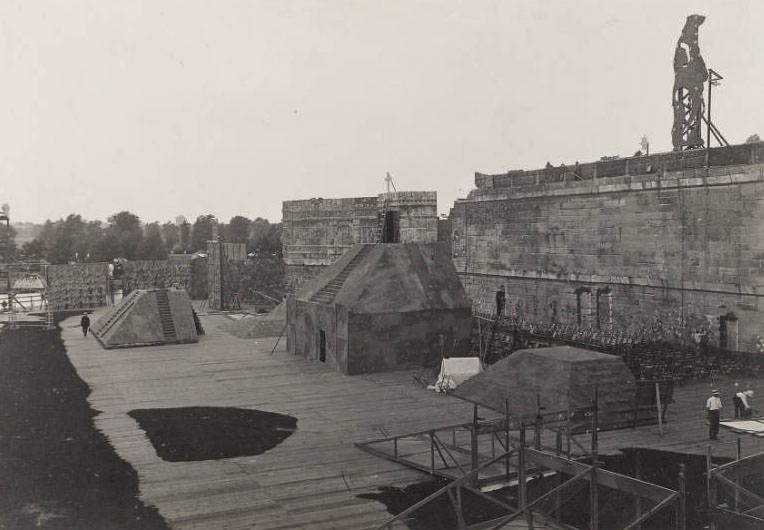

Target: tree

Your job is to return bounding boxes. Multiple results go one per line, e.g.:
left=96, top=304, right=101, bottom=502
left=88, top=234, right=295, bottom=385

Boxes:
left=77, top=220, right=104, bottom=261
left=42, top=214, right=85, bottom=263
left=0, top=223, right=17, bottom=261
left=249, top=218, right=282, bottom=254
left=746, top=134, right=761, bottom=144
left=216, top=222, right=229, bottom=242
left=161, top=222, right=179, bottom=253
left=190, top=215, right=216, bottom=252
left=21, top=239, right=45, bottom=261
left=137, top=222, right=168, bottom=260
left=103, top=211, right=143, bottom=259
left=228, top=215, right=251, bottom=244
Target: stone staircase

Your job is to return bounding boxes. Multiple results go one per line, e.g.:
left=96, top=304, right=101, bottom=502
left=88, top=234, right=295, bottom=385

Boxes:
left=155, top=289, right=177, bottom=341
left=92, top=290, right=141, bottom=336
left=309, top=245, right=373, bottom=305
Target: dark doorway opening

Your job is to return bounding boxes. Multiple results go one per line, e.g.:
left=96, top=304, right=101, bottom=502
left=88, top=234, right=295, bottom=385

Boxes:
left=719, top=312, right=738, bottom=351
left=382, top=211, right=400, bottom=243
left=319, top=329, right=326, bottom=362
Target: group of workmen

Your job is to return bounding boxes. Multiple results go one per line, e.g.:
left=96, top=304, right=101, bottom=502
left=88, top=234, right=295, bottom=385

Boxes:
left=706, top=387, right=756, bottom=440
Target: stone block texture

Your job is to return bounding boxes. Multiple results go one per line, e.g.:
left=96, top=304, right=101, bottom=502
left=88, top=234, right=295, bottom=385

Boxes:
left=281, top=192, right=438, bottom=290
left=453, top=144, right=764, bottom=353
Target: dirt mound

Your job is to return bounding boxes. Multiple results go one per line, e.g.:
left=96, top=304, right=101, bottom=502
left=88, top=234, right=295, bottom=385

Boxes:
left=219, top=302, right=286, bottom=338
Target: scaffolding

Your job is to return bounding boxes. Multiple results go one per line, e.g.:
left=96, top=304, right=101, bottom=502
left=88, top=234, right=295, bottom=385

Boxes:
left=358, top=389, right=685, bottom=529
left=707, top=447, right=764, bottom=529
left=2, top=262, right=54, bottom=330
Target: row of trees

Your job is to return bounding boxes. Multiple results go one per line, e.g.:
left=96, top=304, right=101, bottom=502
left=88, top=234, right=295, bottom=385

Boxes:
left=16, top=212, right=281, bottom=265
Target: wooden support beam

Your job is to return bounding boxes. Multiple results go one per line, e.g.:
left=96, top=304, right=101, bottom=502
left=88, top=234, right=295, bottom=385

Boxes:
left=372, top=448, right=522, bottom=530
left=430, top=432, right=435, bottom=471
left=711, top=452, right=764, bottom=481
left=655, top=382, right=663, bottom=436
left=355, top=419, right=473, bottom=445
left=505, top=397, right=511, bottom=481
left=678, top=463, right=686, bottom=530
left=480, top=467, right=593, bottom=530
left=456, top=486, right=467, bottom=530
left=634, top=450, right=642, bottom=530
left=590, top=386, right=599, bottom=530
left=706, top=444, right=713, bottom=515
left=743, top=504, right=764, bottom=517
left=713, top=508, right=764, bottom=527
left=433, top=433, right=468, bottom=475
left=525, top=449, right=677, bottom=503
left=622, top=493, right=679, bottom=530
left=714, top=474, right=764, bottom=510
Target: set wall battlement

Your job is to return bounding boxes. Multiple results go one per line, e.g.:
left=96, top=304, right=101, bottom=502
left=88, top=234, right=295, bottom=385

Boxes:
left=474, top=143, right=764, bottom=193
left=465, top=161, right=764, bottom=203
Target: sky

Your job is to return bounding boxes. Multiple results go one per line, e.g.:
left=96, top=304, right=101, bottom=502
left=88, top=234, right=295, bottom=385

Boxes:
left=1, top=1, right=763, bottom=224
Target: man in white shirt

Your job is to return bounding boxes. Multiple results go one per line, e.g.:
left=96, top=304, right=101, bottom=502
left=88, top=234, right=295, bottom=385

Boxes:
left=706, top=389, right=722, bottom=440
left=733, top=388, right=755, bottom=417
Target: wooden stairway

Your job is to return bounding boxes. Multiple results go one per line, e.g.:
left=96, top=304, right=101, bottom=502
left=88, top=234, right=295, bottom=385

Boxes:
left=309, top=245, right=373, bottom=305
left=155, top=289, right=177, bottom=341
left=91, top=290, right=141, bottom=336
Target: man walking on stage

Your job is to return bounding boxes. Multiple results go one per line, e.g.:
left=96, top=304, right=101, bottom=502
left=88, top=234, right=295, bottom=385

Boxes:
left=80, top=312, right=91, bottom=337
left=706, top=389, right=722, bottom=440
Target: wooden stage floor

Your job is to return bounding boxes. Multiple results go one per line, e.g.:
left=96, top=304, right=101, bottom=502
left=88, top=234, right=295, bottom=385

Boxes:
left=60, top=311, right=764, bottom=529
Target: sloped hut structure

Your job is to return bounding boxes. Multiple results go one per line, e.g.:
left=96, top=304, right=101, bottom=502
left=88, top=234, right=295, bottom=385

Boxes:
left=453, top=346, right=640, bottom=432
left=286, top=243, right=472, bottom=375
left=92, top=288, right=198, bottom=349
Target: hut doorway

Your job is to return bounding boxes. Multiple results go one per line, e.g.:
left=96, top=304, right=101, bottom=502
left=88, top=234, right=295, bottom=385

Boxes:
left=319, top=330, right=326, bottom=362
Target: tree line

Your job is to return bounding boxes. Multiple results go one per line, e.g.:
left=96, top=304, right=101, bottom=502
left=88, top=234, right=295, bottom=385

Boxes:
left=9, top=212, right=281, bottom=265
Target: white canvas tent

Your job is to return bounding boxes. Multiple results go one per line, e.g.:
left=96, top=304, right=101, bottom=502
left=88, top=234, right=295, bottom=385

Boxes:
left=429, top=357, right=482, bottom=393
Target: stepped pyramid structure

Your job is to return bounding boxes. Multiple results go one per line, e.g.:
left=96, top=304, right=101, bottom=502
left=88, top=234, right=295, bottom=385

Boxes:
left=453, top=346, right=640, bottom=432
left=287, top=243, right=473, bottom=375
left=91, top=288, right=198, bottom=349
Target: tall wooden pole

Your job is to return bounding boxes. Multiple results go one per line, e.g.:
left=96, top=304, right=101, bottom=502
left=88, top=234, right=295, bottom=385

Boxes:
left=590, top=385, right=599, bottom=530
left=505, top=397, right=510, bottom=481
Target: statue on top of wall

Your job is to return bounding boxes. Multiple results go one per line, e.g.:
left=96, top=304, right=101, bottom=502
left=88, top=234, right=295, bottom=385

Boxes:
left=672, top=14, right=708, bottom=151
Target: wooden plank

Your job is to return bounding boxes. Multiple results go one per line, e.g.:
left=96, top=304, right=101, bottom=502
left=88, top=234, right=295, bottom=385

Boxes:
left=57, top=310, right=764, bottom=530
left=58, top=312, right=475, bottom=529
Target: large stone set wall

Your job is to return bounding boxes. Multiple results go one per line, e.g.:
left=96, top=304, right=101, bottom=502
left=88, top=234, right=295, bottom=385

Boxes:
left=453, top=144, right=764, bottom=353
left=122, top=260, right=193, bottom=292
left=47, top=263, right=110, bottom=310
left=282, top=192, right=438, bottom=289
left=46, top=259, right=205, bottom=310
left=282, top=196, right=378, bottom=290
left=384, top=191, right=439, bottom=243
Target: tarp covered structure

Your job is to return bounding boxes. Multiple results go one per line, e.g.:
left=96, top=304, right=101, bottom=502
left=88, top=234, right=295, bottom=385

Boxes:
left=287, top=243, right=473, bottom=374
left=92, top=288, right=198, bottom=349
left=453, top=346, right=638, bottom=432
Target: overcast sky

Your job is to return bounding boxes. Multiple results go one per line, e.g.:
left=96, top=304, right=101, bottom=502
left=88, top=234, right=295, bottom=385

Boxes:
left=2, top=1, right=763, bottom=224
